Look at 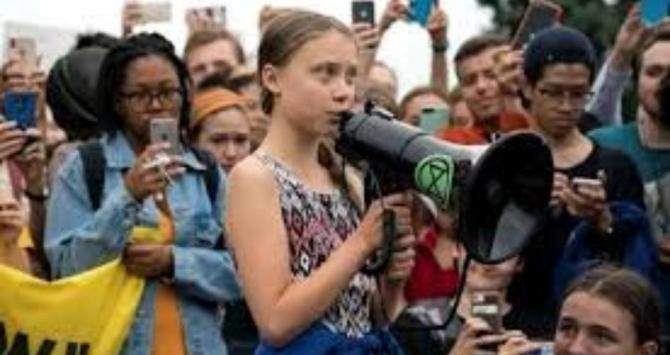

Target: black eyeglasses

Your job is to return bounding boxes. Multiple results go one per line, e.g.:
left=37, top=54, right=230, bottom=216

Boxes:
left=537, top=87, right=594, bottom=106
left=119, top=87, right=182, bottom=109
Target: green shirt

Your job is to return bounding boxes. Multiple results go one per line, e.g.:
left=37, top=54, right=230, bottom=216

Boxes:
left=590, top=122, right=670, bottom=239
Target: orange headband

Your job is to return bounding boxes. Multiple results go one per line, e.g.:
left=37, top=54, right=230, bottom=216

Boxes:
left=191, top=88, right=248, bottom=129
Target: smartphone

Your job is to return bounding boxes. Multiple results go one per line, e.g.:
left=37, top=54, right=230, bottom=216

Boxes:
left=3, top=91, right=37, bottom=129
left=641, top=0, right=670, bottom=26
left=352, top=1, right=375, bottom=25
left=571, top=177, right=603, bottom=193
left=471, top=291, right=502, bottom=334
left=186, top=6, right=227, bottom=30
left=419, top=107, right=450, bottom=134
left=150, top=118, right=180, bottom=155
left=408, top=0, right=437, bottom=26
left=6, top=37, right=37, bottom=64
left=528, top=342, right=555, bottom=355
left=511, top=0, right=563, bottom=50
left=137, top=2, right=172, bottom=24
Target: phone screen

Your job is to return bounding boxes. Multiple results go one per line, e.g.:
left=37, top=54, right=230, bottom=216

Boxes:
left=408, top=0, right=436, bottom=26
left=187, top=6, right=226, bottom=30
left=208, top=6, right=227, bottom=28
left=352, top=1, right=375, bottom=25
left=511, top=0, right=562, bottom=49
left=3, top=91, right=37, bottom=129
left=138, top=2, right=172, bottom=24
left=419, top=108, right=450, bottom=134
left=6, top=37, right=37, bottom=65
left=641, top=0, right=670, bottom=26
left=471, top=292, right=502, bottom=334
left=150, top=118, right=180, bottom=155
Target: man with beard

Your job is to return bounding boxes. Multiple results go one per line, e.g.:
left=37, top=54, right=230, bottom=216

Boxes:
left=590, top=29, right=670, bottom=334
left=439, top=35, right=528, bottom=144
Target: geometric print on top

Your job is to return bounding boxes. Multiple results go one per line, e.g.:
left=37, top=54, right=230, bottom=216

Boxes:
left=256, top=153, right=376, bottom=338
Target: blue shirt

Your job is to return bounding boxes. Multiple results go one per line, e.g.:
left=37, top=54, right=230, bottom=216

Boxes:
left=45, top=133, right=241, bottom=355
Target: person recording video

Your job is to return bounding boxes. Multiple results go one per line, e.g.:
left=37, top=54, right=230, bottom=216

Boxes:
left=45, top=33, right=240, bottom=355
left=0, top=40, right=50, bottom=277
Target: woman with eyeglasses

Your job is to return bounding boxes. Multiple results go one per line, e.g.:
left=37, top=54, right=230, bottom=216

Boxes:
left=45, top=33, right=240, bottom=355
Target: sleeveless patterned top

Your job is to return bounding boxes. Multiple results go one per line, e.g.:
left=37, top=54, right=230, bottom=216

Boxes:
left=257, top=153, right=376, bottom=338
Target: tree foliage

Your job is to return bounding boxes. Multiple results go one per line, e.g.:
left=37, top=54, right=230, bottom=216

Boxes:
left=477, top=0, right=637, bottom=59
left=476, top=0, right=639, bottom=120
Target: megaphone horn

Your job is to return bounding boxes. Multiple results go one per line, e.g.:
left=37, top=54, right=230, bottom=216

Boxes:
left=335, top=107, right=553, bottom=273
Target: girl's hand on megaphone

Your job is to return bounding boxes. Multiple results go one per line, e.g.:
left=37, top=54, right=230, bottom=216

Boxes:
left=385, top=233, right=417, bottom=283
left=356, top=192, right=412, bottom=254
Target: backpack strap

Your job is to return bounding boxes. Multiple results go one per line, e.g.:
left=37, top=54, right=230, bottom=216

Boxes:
left=77, top=140, right=106, bottom=211
left=191, top=148, right=220, bottom=208
left=191, top=148, right=226, bottom=250
left=77, top=144, right=224, bottom=247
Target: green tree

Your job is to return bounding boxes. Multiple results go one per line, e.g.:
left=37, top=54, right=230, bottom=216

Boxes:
left=477, top=0, right=636, bottom=58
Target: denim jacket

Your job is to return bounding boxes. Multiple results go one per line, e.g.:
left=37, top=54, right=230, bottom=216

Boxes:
left=45, top=133, right=241, bottom=355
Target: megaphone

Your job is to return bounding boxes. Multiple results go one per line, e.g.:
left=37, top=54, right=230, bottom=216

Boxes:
left=335, top=106, right=553, bottom=273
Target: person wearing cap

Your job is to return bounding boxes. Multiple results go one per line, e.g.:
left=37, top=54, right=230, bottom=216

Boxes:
left=191, top=87, right=251, bottom=173
left=509, top=26, right=654, bottom=335
left=46, top=46, right=108, bottom=184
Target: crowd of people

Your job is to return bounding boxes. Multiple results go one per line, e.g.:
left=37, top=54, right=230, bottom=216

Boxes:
left=1, top=0, right=670, bottom=354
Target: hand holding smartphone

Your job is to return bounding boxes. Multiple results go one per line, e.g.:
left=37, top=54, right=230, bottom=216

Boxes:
left=571, top=170, right=607, bottom=194
left=511, top=0, right=563, bottom=50
left=571, top=177, right=602, bottom=189
left=2, top=91, right=38, bottom=129
left=352, top=0, right=375, bottom=25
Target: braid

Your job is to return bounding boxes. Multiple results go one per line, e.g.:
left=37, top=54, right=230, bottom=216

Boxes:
left=318, top=142, right=363, bottom=216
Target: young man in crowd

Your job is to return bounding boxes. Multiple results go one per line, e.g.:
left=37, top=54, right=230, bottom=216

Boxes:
left=439, top=35, right=528, bottom=144
left=183, top=29, right=246, bottom=87
left=590, top=29, right=670, bottom=331
left=514, top=26, right=649, bottom=334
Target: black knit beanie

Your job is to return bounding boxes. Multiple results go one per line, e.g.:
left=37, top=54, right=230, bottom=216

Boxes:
left=523, top=26, right=597, bottom=85
left=46, top=46, right=108, bottom=139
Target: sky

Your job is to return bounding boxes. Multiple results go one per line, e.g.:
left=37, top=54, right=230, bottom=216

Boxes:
left=0, top=0, right=494, bottom=98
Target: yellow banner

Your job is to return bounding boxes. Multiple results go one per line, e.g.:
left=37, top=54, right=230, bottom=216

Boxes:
left=0, top=259, right=144, bottom=355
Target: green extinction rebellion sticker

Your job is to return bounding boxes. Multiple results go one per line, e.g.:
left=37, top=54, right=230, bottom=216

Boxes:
left=414, top=154, right=455, bottom=210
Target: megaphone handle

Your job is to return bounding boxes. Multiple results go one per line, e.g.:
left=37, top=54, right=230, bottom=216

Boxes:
left=361, top=209, right=396, bottom=275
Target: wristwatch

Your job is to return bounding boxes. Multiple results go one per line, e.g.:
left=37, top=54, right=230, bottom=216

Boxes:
left=432, top=41, right=449, bottom=53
